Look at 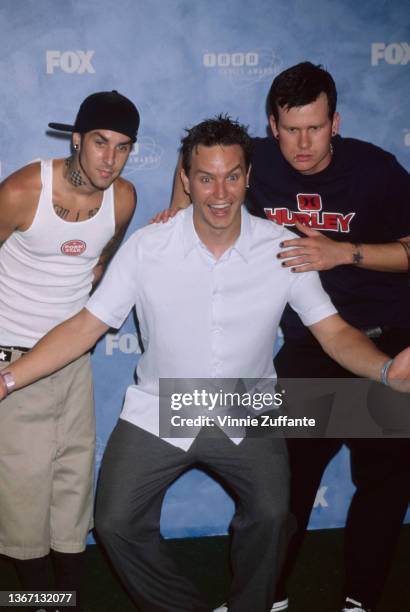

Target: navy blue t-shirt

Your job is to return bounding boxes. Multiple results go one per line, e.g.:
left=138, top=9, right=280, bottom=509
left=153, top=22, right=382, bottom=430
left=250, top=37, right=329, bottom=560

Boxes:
left=247, top=136, right=410, bottom=339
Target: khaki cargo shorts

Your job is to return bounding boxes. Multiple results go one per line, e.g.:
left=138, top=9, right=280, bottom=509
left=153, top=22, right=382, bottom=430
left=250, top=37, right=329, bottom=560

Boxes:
left=0, top=349, right=95, bottom=560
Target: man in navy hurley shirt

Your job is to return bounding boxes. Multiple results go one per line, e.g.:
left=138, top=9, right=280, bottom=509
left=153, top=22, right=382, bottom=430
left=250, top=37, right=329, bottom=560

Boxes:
left=168, top=63, right=410, bottom=612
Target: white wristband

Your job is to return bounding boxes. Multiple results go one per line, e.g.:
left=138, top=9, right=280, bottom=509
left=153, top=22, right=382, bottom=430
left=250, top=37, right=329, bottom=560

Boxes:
left=380, top=359, right=394, bottom=386
left=0, top=370, right=16, bottom=397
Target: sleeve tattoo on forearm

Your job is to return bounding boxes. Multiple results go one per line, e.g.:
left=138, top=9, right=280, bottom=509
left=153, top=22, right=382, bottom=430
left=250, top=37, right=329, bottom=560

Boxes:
left=398, top=239, right=410, bottom=270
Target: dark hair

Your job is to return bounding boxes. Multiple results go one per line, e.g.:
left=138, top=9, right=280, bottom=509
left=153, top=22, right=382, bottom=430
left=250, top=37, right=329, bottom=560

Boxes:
left=181, top=114, right=253, bottom=175
left=268, top=62, right=337, bottom=123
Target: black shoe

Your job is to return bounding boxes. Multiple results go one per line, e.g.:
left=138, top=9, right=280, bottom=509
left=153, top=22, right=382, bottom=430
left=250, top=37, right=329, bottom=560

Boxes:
left=271, top=598, right=289, bottom=611
left=342, top=596, right=372, bottom=612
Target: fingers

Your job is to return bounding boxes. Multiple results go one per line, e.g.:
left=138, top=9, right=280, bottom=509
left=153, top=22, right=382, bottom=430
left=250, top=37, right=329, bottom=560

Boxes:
left=294, top=221, right=320, bottom=236
left=279, top=238, right=307, bottom=249
left=388, top=348, right=410, bottom=386
left=278, top=251, right=324, bottom=272
left=280, top=222, right=323, bottom=247
left=149, top=209, right=174, bottom=224
left=149, top=212, right=163, bottom=224
left=281, top=256, right=311, bottom=269
left=288, top=263, right=317, bottom=273
left=279, top=235, right=321, bottom=249
left=278, top=226, right=341, bottom=271
left=279, top=256, right=319, bottom=272
left=277, top=247, right=308, bottom=260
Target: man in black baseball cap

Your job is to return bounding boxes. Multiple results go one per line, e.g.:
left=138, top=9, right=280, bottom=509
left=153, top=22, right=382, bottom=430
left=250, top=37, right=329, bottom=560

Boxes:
left=46, top=90, right=140, bottom=193
left=0, top=89, right=139, bottom=610
left=49, top=89, right=140, bottom=142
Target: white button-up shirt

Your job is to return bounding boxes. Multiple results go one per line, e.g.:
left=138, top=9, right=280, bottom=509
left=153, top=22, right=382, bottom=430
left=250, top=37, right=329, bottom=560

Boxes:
left=87, top=207, right=337, bottom=449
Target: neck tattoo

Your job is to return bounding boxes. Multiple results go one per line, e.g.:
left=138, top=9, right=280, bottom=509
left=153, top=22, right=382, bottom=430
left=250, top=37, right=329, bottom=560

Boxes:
left=64, top=156, right=87, bottom=188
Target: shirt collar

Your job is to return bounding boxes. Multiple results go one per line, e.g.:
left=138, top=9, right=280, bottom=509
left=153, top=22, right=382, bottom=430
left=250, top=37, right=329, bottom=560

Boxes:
left=182, top=206, right=200, bottom=258
left=182, top=205, right=252, bottom=263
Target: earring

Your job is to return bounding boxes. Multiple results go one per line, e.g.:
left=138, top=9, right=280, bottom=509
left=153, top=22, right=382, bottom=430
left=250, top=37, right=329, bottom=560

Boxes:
left=73, top=143, right=79, bottom=150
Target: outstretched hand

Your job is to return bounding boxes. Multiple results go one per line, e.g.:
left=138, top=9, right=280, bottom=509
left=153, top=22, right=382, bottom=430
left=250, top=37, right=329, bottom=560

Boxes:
left=277, top=222, right=351, bottom=272
left=388, top=347, right=410, bottom=393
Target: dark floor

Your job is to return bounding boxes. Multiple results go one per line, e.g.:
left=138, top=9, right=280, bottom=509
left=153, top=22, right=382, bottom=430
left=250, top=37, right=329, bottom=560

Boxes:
left=1, top=525, right=409, bottom=611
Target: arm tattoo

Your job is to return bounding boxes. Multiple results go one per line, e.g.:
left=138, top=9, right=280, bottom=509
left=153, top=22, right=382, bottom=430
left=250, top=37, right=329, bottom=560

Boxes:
left=91, top=229, right=126, bottom=290
left=398, top=239, right=410, bottom=270
left=97, top=227, right=127, bottom=267
left=352, top=243, right=363, bottom=265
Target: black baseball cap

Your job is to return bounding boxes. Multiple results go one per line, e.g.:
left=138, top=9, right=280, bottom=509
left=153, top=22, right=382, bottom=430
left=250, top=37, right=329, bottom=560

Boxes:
left=48, top=90, right=140, bottom=142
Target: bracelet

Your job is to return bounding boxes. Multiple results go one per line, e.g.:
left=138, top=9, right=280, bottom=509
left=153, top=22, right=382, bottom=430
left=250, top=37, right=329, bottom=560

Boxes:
left=0, top=370, right=16, bottom=397
left=380, top=358, right=394, bottom=386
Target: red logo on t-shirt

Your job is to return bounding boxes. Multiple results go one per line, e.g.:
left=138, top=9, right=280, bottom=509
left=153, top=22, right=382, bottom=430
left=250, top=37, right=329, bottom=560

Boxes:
left=61, top=240, right=86, bottom=256
left=297, top=193, right=322, bottom=211
left=264, top=192, right=356, bottom=233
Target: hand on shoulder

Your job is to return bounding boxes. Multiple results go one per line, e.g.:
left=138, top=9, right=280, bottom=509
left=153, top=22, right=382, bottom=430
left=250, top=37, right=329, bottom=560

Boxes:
left=149, top=204, right=188, bottom=224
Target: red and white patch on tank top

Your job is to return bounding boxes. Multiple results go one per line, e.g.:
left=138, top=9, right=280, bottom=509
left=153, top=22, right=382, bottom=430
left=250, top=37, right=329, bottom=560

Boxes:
left=61, top=239, right=87, bottom=255
left=264, top=193, right=355, bottom=233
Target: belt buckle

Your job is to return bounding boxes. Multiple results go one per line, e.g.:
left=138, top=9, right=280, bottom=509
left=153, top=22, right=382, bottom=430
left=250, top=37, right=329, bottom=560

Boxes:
left=0, top=348, right=12, bottom=363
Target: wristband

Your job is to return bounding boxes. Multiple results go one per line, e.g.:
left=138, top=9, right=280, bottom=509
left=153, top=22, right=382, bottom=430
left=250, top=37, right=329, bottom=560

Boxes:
left=380, top=359, right=394, bottom=387
left=0, top=370, right=16, bottom=397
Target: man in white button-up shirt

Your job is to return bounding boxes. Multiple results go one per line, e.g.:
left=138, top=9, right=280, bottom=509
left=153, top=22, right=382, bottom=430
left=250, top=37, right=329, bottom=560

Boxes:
left=2, top=116, right=410, bottom=612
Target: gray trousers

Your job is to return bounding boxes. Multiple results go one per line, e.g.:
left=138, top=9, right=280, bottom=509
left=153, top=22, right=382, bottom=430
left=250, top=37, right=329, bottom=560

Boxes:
left=95, top=419, right=290, bottom=612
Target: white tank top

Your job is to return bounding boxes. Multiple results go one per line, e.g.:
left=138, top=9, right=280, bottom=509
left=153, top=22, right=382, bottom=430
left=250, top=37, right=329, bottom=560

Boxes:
left=0, top=159, right=115, bottom=347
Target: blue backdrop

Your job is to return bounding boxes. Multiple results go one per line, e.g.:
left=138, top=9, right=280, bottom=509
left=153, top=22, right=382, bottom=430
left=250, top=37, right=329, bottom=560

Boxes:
left=1, top=0, right=409, bottom=538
